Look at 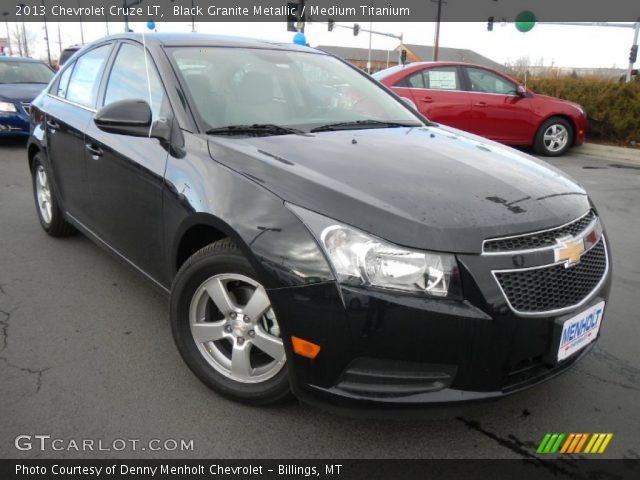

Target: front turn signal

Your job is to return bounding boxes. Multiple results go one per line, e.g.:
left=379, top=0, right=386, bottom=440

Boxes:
left=291, top=336, right=321, bottom=359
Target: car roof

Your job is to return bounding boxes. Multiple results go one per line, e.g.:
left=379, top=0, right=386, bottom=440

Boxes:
left=0, top=56, right=45, bottom=63
left=375, top=61, right=506, bottom=78
left=92, top=32, right=320, bottom=54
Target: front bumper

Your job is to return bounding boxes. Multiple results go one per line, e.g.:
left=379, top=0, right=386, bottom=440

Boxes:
left=0, top=111, right=30, bottom=136
left=267, top=241, right=611, bottom=413
left=574, top=113, right=588, bottom=146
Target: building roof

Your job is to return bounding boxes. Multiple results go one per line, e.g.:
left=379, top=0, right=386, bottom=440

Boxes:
left=398, top=44, right=507, bottom=72
left=315, top=45, right=399, bottom=63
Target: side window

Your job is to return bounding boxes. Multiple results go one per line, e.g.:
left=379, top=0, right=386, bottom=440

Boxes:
left=466, top=68, right=516, bottom=95
left=395, top=70, right=425, bottom=89
left=423, top=67, right=459, bottom=90
left=52, top=61, right=74, bottom=98
left=66, top=45, right=111, bottom=107
left=103, top=43, right=166, bottom=119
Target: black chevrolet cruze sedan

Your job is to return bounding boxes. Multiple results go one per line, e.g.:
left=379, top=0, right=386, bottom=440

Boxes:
left=27, top=33, right=611, bottom=412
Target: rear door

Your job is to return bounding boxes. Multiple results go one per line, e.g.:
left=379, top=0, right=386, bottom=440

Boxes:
left=83, top=41, right=171, bottom=281
left=392, top=66, right=472, bottom=131
left=462, top=66, right=533, bottom=144
left=44, top=43, right=113, bottom=224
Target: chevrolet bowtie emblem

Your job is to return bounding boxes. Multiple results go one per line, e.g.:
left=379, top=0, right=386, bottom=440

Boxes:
left=554, top=236, right=585, bottom=267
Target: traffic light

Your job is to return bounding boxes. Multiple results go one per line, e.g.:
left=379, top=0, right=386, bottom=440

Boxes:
left=630, top=45, right=638, bottom=63
left=328, top=19, right=334, bottom=32
left=353, top=23, right=360, bottom=36
left=487, top=16, right=494, bottom=31
left=287, top=2, right=305, bottom=32
left=400, top=49, right=407, bottom=65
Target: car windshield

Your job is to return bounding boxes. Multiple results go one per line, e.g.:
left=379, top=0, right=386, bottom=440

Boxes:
left=169, top=47, right=423, bottom=133
left=0, top=61, right=54, bottom=84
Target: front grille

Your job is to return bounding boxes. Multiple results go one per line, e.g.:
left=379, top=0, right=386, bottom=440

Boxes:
left=21, top=102, right=31, bottom=115
left=484, top=210, right=596, bottom=253
left=494, top=239, right=607, bottom=314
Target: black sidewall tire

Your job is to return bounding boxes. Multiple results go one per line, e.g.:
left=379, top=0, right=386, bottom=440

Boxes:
left=534, top=117, right=574, bottom=157
left=31, top=153, right=76, bottom=237
left=170, top=241, right=291, bottom=405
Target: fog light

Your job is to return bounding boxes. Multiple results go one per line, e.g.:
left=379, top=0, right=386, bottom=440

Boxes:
left=291, top=336, right=321, bottom=359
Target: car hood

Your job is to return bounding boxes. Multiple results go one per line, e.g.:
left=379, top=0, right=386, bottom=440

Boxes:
left=207, top=125, right=590, bottom=254
left=0, top=83, right=47, bottom=102
left=532, top=93, right=583, bottom=112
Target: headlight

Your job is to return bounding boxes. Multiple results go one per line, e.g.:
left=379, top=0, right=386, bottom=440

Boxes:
left=0, top=101, right=17, bottom=113
left=288, top=204, right=461, bottom=298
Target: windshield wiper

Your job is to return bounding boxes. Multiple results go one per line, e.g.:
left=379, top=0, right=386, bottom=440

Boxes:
left=205, top=124, right=306, bottom=136
left=310, top=119, right=422, bottom=133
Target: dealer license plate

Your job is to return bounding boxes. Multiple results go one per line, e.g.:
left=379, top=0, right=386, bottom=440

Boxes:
left=557, top=301, right=605, bottom=362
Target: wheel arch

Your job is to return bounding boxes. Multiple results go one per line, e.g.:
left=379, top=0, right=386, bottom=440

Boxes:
left=27, top=142, right=42, bottom=172
left=171, top=213, right=267, bottom=285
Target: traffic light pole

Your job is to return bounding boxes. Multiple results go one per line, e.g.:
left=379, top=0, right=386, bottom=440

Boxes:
left=323, top=22, right=404, bottom=69
left=535, top=21, right=639, bottom=82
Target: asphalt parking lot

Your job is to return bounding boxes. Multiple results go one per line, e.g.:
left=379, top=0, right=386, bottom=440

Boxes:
left=1, top=138, right=639, bottom=460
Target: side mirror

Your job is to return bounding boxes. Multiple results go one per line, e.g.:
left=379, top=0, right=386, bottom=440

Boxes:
left=401, top=96, right=417, bottom=110
left=516, top=84, right=527, bottom=97
left=94, top=99, right=152, bottom=137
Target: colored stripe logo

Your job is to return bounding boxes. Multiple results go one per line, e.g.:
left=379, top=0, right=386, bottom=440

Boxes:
left=537, top=433, right=613, bottom=454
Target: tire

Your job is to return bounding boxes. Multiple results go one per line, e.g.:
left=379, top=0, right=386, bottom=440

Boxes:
left=533, top=117, right=574, bottom=157
left=170, top=238, right=291, bottom=405
left=31, top=153, right=76, bottom=237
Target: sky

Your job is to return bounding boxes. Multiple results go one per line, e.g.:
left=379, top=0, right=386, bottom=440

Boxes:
left=2, top=20, right=637, bottom=70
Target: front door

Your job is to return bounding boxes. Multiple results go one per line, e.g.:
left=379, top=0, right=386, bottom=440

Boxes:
left=83, top=41, right=170, bottom=281
left=463, top=66, right=533, bottom=144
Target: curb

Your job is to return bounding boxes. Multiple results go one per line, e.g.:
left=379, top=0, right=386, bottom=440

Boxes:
left=577, top=142, right=640, bottom=166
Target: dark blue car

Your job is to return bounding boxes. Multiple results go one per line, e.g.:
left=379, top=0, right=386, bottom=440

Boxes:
left=0, top=57, right=54, bottom=136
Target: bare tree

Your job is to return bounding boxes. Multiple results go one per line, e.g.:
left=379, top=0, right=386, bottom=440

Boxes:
left=9, top=23, right=39, bottom=57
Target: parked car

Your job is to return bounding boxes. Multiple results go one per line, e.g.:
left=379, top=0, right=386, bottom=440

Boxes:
left=58, top=45, right=81, bottom=67
left=27, top=34, right=610, bottom=412
left=0, top=56, right=54, bottom=136
left=373, top=62, right=587, bottom=156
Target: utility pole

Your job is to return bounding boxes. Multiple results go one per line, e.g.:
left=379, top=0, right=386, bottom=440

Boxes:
left=57, top=23, right=62, bottom=55
left=432, top=0, right=444, bottom=61
left=191, top=0, right=196, bottom=32
left=42, top=0, right=52, bottom=65
left=2, top=12, right=11, bottom=54
left=21, top=17, right=29, bottom=56
left=367, top=15, right=373, bottom=73
left=78, top=0, right=85, bottom=44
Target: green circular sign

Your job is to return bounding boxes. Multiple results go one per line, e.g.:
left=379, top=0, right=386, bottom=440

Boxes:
left=515, top=10, right=536, bottom=32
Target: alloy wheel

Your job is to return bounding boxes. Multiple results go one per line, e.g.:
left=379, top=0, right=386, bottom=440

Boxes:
left=543, top=124, right=569, bottom=153
left=189, top=273, right=285, bottom=384
left=35, top=165, right=53, bottom=225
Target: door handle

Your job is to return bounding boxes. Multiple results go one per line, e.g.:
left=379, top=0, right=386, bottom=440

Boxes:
left=421, top=96, right=434, bottom=103
left=85, top=143, right=104, bottom=158
left=474, top=102, right=488, bottom=107
left=46, top=119, right=59, bottom=130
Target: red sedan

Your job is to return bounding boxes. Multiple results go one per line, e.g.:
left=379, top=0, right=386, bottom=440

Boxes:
left=373, top=62, right=587, bottom=156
